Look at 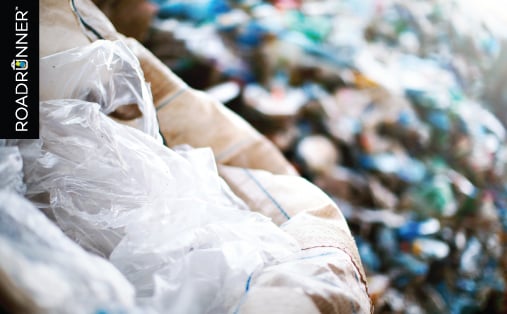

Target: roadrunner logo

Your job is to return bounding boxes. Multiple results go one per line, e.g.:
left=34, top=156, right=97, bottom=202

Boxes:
left=11, top=59, right=28, bottom=70
left=3, top=2, right=39, bottom=139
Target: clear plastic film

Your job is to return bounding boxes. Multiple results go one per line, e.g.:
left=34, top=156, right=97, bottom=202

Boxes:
left=0, top=143, right=26, bottom=194
left=39, top=39, right=162, bottom=142
left=0, top=190, right=140, bottom=314
left=19, top=99, right=299, bottom=314
left=1, top=131, right=141, bottom=314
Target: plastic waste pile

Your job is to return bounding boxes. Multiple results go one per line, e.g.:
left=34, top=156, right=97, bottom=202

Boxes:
left=145, top=0, right=507, bottom=313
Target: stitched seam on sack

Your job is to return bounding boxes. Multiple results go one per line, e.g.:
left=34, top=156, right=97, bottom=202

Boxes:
left=302, top=245, right=366, bottom=282
left=302, top=245, right=373, bottom=313
left=297, top=251, right=338, bottom=260
left=233, top=272, right=254, bottom=314
left=70, top=0, right=104, bottom=40
left=243, top=168, right=290, bottom=220
left=215, top=137, right=255, bottom=162
left=156, top=87, right=189, bottom=111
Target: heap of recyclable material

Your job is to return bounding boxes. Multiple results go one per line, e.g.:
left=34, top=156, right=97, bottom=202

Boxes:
left=146, top=0, right=507, bottom=312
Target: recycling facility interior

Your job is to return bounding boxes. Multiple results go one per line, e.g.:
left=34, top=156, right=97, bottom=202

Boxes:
left=3, top=0, right=507, bottom=313
left=118, top=0, right=507, bottom=313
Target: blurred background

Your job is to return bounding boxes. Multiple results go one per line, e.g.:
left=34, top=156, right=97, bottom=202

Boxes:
left=103, top=0, right=507, bottom=312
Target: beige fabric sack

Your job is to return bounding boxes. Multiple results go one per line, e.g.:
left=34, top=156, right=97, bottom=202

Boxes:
left=128, top=38, right=299, bottom=175
left=38, top=1, right=373, bottom=313
left=219, top=165, right=372, bottom=313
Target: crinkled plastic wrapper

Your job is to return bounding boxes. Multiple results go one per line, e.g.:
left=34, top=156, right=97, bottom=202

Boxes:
left=39, top=39, right=162, bottom=142
left=0, top=190, right=140, bottom=314
left=16, top=99, right=300, bottom=314
left=0, top=144, right=26, bottom=194
left=0, top=148, right=140, bottom=314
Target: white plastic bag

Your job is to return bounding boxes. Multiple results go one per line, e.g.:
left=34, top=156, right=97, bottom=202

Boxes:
left=0, top=144, right=26, bottom=194
left=0, top=189, right=140, bottom=314
left=20, top=99, right=299, bottom=313
left=1, top=138, right=141, bottom=314
left=39, top=39, right=162, bottom=142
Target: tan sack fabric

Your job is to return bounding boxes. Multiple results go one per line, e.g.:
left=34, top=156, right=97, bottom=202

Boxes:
left=126, top=38, right=299, bottom=175
left=219, top=165, right=372, bottom=313
left=0, top=269, right=40, bottom=314
left=40, top=0, right=120, bottom=58
left=238, top=247, right=371, bottom=314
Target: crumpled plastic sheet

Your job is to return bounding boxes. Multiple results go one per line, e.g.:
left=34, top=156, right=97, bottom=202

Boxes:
left=0, top=187, right=139, bottom=314
left=39, top=39, right=162, bottom=142
left=0, top=143, right=26, bottom=194
left=14, top=99, right=300, bottom=314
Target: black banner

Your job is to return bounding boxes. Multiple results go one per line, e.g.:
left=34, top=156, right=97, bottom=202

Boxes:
left=3, top=1, right=39, bottom=139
